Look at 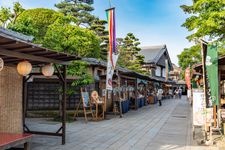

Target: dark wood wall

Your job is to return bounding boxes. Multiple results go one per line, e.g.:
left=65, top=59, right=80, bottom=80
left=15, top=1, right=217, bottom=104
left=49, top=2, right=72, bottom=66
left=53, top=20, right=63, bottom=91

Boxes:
left=27, top=78, right=97, bottom=110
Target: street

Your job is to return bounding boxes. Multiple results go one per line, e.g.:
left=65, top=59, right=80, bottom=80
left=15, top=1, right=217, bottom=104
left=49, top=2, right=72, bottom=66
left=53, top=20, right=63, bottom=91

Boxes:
left=30, top=97, right=218, bottom=150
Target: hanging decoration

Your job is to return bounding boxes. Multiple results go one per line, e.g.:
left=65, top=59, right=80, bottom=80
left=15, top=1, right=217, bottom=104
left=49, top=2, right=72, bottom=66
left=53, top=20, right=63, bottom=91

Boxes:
left=42, top=63, right=54, bottom=77
left=106, top=7, right=119, bottom=90
left=17, top=60, right=32, bottom=76
left=185, top=67, right=191, bottom=89
left=0, top=58, right=4, bottom=71
left=205, top=44, right=219, bottom=107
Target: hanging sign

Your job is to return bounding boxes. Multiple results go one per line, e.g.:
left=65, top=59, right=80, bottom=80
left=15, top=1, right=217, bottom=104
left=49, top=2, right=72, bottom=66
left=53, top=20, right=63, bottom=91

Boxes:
left=192, top=89, right=213, bottom=126
left=0, top=58, right=4, bottom=71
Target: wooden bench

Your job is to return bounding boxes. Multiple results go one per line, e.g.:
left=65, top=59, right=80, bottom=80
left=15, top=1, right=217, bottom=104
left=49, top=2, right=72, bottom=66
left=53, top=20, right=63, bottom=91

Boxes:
left=0, top=133, right=32, bottom=150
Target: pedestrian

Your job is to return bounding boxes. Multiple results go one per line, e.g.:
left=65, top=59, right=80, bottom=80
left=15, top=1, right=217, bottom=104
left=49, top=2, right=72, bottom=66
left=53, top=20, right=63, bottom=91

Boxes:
left=174, top=88, right=179, bottom=99
left=178, top=87, right=182, bottom=99
left=157, top=88, right=163, bottom=106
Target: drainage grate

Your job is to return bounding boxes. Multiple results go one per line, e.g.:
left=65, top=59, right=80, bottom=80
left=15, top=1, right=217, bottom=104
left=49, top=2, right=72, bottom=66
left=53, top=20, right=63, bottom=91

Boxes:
left=172, top=115, right=187, bottom=118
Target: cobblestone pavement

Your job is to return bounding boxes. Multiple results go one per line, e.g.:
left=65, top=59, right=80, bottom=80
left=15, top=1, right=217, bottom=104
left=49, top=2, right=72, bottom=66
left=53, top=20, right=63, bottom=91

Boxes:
left=28, top=97, right=220, bottom=150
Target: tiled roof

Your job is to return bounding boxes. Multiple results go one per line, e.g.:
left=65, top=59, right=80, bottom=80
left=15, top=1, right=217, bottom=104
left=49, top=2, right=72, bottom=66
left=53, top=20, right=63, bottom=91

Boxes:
left=139, top=45, right=166, bottom=64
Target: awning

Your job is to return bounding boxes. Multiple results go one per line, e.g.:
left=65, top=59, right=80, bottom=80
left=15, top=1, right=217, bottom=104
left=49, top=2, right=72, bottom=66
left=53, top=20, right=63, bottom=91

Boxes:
left=0, top=27, right=79, bottom=66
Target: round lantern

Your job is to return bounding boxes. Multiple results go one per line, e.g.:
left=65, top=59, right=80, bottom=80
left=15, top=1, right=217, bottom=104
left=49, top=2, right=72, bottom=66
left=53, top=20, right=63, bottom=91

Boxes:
left=17, top=60, right=32, bottom=76
left=0, top=58, right=4, bottom=71
left=42, top=64, right=54, bottom=77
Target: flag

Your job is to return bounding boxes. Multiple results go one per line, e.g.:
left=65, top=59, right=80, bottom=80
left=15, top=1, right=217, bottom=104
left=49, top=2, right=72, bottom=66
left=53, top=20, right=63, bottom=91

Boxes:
left=185, top=67, right=191, bottom=89
left=206, top=44, right=219, bottom=107
left=106, top=8, right=119, bottom=90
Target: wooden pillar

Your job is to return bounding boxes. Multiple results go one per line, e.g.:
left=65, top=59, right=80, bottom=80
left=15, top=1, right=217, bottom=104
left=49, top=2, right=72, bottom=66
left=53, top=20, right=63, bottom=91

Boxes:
left=62, top=65, right=67, bottom=145
left=22, top=77, right=26, bottom=132
left=117, top=72, right=122, bottom=118
left=23, top=75, right=32, bottom=132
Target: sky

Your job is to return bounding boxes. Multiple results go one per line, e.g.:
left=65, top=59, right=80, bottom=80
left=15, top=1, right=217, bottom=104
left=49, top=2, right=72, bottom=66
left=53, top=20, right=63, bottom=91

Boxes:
left=0, top=0, right=193, bottom=65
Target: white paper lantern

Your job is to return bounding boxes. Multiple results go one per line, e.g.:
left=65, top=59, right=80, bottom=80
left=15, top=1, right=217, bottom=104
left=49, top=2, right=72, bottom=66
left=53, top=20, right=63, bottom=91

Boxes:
left=0, top=58, right=4, bottom=71
left=42, top=64, right=54, bottom=77
left=17, top=60, right=32, bottom=76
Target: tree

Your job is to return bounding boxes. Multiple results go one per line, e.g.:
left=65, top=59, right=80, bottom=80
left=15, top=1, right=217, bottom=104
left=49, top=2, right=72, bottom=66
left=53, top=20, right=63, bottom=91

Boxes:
left=0, top=7, right=11, bottom=27
left=9, top=8, right=63, bottom=43
left=0, top=2, right=24, bottom=27
left=177, top=44, right=202, bottom=70
left=67, top=60, right=94, bottom=87
left=117, top=33, right=146, bottom=74
left=43, top=18, right=101, bottom=58
left=181, top=0, right=225, bottom=41
left=90, top=17, right=108, bottom=60
left=55, top=0, right=95, bottom=27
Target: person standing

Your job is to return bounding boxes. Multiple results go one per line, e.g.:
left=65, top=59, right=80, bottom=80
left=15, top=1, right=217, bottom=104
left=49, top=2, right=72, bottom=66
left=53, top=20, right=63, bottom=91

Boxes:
left=178, top=87, right=182, bottom=99
left=157, top=88, right=163, bottom=106
left=174, top=88, right=179, bottom=99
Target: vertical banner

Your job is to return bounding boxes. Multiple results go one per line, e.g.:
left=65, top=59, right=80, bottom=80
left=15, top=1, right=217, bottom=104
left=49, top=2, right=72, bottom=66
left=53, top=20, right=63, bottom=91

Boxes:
left=206, top=44, right=219, bottom=107
left=165, top=59, right=169, bottom=81
left=106, top=8, right=119, bottom=90
left=185, top=67, right=191, bottom=89
left=201, top=42, right=210, bottom=108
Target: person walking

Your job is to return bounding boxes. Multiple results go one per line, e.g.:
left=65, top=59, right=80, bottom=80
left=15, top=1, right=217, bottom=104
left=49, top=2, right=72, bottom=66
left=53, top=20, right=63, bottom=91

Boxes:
left=174, top=88, right=179, bottom=99
left=178, top=87, right=182, bottom=99
left=157, top=88, right=163, bottom=106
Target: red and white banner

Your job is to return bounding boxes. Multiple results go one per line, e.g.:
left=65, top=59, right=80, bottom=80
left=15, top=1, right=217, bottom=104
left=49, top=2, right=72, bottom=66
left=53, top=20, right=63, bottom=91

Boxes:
left=185, top=67, right=191, bottom=89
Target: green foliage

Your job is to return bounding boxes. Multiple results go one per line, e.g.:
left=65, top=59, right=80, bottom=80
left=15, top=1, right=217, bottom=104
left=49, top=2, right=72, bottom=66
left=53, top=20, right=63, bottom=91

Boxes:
left=11, top=2, right=25, bottom=24
left=177, top=44, right=202, bottom=70
left=90, top=17, right=109, bottom=60
left=67, top=60, right=94, bottom=87
left=181, top=0, right=225, bottom=41
left=10, top=8, right=63, bottom=42
left=55, top=1, right=108, bottom=59
left=1, top=3, right=98, bottom=88
left=0, top=2, right=24, bottom=27
left=117, top=33, right=146, bottom=74
left=43, top=19, right=101, bottom=58
left=55, top=0, right=95, bottom=27
left=8, top=17, right=38, bottom=36
left=0, top=7, right=11, bottom=27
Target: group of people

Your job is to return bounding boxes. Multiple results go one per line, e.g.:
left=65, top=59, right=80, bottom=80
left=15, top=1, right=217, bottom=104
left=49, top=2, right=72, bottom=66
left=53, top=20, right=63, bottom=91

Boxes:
left=157, top=87, right=182, bottom=106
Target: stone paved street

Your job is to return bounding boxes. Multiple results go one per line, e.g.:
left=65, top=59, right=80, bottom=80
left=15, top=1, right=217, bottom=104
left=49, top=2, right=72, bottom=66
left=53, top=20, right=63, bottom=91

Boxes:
left=29, top=97, right=219, bottom=150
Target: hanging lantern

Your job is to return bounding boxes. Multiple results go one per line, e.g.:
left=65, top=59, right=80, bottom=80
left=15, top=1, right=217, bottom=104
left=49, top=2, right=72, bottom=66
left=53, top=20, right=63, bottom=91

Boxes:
left=0, top=58, right=4, bottom=71
left=17, top=60, right=32, bottom=76
left=42, top=63, right=54, bottom=77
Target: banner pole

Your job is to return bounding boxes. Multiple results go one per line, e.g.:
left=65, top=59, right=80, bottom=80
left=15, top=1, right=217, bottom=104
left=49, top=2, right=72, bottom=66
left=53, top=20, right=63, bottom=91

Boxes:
left=200, top=41, right=208, bottom=142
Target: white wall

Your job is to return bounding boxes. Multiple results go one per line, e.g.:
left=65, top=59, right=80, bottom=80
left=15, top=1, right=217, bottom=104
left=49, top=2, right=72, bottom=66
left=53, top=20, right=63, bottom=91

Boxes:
left=162, top=68, right=166, bottom=77
left=155, top=66, right=161, bottom=77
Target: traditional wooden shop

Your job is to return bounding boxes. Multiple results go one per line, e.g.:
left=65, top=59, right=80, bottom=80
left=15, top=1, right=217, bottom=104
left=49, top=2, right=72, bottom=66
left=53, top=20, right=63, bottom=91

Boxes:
left=0, top=28, right=78, bottom=148
left=192, top=54, right=225, bottom=133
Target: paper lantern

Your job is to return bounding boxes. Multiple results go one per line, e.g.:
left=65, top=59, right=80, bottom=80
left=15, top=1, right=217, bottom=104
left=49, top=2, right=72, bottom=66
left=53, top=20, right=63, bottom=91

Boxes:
left=0, top=58, right=4, bottom=71
left=42, top=64, right=54, bottom=77
left=17, top=60, right=32, bottom=76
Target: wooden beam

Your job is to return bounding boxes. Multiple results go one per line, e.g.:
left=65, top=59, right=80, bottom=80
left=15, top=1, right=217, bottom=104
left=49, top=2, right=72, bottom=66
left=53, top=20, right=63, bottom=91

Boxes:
left=0, top=40, right=16, bottom=45
left=8, top=45, right=36, bottom=50
left=0, top=47, right=69, bottom=65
